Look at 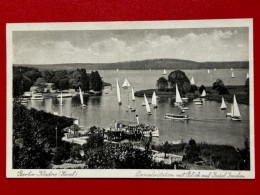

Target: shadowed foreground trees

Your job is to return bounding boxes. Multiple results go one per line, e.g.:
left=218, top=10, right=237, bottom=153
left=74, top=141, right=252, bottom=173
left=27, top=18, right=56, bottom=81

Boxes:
left=83, top=133, right=154, bottom=169
left=13, top=102, right=74, bottom=168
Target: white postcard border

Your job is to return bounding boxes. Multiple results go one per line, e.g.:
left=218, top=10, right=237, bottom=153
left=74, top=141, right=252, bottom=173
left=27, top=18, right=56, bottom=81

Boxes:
left=6, top=19, right=255, bottom=179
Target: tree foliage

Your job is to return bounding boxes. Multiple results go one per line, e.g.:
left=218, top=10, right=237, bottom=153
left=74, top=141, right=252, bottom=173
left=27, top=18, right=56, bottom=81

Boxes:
left=34, top=77, right=47, bottom=92
left=168, top=70, right=190, bottom=94
left=189, top=85, right=198, bottom=93
left=199, top=85, right=206, bottom=94
left=156, top=77, right=168, bottom=91
left=212, top=79, right=229, bottom=95
left=83, top=134, right=154, bottom=169
left=13, top=102, right=74, bottom=168
left=183, top=139, right=201, bottom=163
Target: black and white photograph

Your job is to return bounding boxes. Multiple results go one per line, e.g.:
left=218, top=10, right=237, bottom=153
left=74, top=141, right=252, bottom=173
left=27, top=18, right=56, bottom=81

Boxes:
left=6, top=19, right=254, bottom=178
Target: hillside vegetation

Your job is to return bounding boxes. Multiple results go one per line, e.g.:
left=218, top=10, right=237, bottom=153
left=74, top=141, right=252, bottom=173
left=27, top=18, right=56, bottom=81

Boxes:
left=14, top=58, right=249, bottom=70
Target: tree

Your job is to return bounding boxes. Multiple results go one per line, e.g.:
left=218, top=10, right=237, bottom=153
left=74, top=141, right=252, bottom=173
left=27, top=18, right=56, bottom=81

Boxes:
left=189, top=85, right=198, bottom=93
left=59, top=78, right=70, bottom=91
left=162, top=141, right=171, bottom=158
left=199, top=85, right=206, bottom=94
left=42, top=70, right=54, bottom=83
left=34, top=78, right=47, bottom=92
left=239, top=137, right=250, bottom=170
left=53, top=147, right=64, bottom=165
left=182, top=82, right=191, bottom=94
left=156, top=77, right=168, bottom=91
left=84, top=132, right=104, bottom=150
left=83, top=142, right=154, bottom=169
left=13, top=103, right=74, bottom=168
left=13, top=74, right=25, bottom=97
left=24, top=69, right=41, bottom=83
left=213, top=79, right=225, bottom=90
left=89, top=71, right=103, bottom=91
left=213, top=79, right=229, bottom=95
left=183, top=139, right=200, bottom=163
left=81, top=71, right=90, bottom=92
left=168, top=70, right=190, bottom=94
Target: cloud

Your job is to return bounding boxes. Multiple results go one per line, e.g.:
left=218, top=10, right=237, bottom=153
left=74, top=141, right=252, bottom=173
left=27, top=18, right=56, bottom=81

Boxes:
left=13, top=29, right=248, bottom=64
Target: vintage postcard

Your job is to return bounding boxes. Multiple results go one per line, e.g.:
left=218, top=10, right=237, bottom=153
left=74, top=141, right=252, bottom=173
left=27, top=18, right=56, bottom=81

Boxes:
left=6, top=19, right=254, bottom=178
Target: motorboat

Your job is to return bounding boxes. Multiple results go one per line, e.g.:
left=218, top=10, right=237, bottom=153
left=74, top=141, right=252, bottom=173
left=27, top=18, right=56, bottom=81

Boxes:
left=164, top=113, right=189, bottom=120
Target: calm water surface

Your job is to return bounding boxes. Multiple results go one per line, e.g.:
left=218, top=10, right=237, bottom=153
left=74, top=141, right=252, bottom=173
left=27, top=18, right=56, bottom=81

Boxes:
left=27, top=69, right=250, bottom=148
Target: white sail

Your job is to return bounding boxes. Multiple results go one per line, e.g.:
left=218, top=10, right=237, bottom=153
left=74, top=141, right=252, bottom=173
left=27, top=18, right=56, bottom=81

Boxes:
left=60, top=92, right=63, bottom=105
left=233, top=95, right=241, bottom=117
left=175, top=84, right=183, bottom=103
left=214, top=68, right=216, bottom=71
left=231, top=68, right=233, bottom=71
left=131, top=87, right=135, bottom=101
left=231, top=71, right=235, bottom=78
left=163, top=69, right=167, bottom=75
left=117, top=68, right=119, bottom=72
left=144, top=94, right=151, bottom=113
left=122, top=78, right=131, bottom=88
left=230, top=104, right=234, bottom=116
left=152, top=91, right=157, bottom=106
left=190, top=77, right=195, bottom=85
left=116, top=79, right=121, bottom=104
left=201, top=90, right=206, bottom=97
left=221, top=97, right=227, bottom=109
left=247, top=73, right=249, bottom=79
left=79, top=87, right=84, bottom=105
left=208, top=69, right=210, bottom=74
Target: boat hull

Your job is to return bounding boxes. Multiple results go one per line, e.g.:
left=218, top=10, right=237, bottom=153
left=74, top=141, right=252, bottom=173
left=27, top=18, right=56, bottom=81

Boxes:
left=57, top=94, right=73, bottom=98
left=164, top=114, right=189, bottom=120
left=231, top=117, right=241, bottom=121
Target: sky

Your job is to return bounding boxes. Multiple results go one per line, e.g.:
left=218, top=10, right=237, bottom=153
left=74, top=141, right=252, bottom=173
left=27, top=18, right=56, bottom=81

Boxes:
left=13, top=27, right=249, bottom=64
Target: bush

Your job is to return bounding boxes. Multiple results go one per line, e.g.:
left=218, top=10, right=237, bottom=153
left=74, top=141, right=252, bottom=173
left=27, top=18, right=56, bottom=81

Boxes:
left=53, top=147, right=64, bottom=165
left=190, top=85, right=198, bottom=93
left=199, top=85, right=206, bottom=94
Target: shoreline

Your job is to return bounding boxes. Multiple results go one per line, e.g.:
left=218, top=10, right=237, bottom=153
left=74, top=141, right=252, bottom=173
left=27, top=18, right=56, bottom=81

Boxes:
left=135, top=85, right=249, bottom=105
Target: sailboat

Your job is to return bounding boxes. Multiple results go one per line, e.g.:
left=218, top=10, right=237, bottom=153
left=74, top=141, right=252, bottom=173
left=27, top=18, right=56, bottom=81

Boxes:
left=220, top=97, right=227, bottom=110
left=201, top=89, right=206, bottom=97
left=231, top=71, right=235, bottom=78
left=190, top=77, right=195, bottom=85
left=246, top=73, right=249, bottom=79
left=144, top=94, right=152, bottom=115
left=231, top=95, right=241, bottom=121
left=226, top=104, right=233, bottom=117
left=174, top=84, right=183, bottom=106
left=122, top=78, right=131, bottom=89
left=117, top=68, right=119, bottom=72
left=231, top=68, right=233, bottom=71
left=163, top=69, right=167, bottom=75
left=60, top=92, right=63, bottom=106
left=214, top=68, right=216, bottom=71
left=208, top=69, right=210, bottom=74
left=116, top=79, right=122, bottom=105
left=79, top=87, right=86, bottom=108
left=131, top=87, right=135, bottom=101
left=128, top=87, right=136, bottom=112
left=151, top=91, right=158, bottom=108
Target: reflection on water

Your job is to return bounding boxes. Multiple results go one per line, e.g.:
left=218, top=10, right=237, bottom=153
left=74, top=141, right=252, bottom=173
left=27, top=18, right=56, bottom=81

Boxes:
left=26, top=69, right=250, bottom=148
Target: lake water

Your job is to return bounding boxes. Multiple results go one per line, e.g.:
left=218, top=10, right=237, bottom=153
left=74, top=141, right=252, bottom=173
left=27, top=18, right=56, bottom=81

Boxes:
left=26, top=69, right=250, bottom=148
